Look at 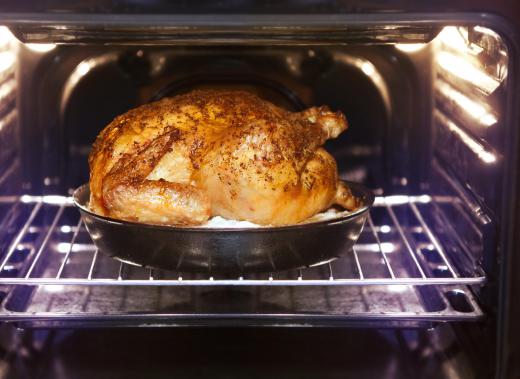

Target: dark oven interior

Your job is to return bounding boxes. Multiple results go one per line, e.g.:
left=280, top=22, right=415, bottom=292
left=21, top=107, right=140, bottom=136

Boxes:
left=0, top=14, right=514, bottom=379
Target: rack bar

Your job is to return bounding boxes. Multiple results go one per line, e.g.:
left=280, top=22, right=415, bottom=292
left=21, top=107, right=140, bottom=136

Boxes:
left=0, top=193, right=488, bottom=326
left=0, top=276, right=486, bottom=286
left=384, top=202, right=427, bottom=278
left=87, top=249, right=98, bottom=280
left=25, top=205, right=65, bottom=279
left=0, top=194, right=487, bottom=288
left=351, top=247, right=364, bottom=279
left=367, top=213, right=396, bottom=279
left=55, top=218, right=83, bottom=279
left=117, top=261, right=124, bottom=281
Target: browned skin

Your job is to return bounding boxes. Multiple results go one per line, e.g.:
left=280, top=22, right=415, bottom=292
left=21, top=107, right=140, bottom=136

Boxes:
left=89, top=89, right=358, bottom=226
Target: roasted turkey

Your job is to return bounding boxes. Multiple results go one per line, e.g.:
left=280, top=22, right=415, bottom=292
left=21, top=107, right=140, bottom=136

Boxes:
left=89, top=89, right=358, bottom=226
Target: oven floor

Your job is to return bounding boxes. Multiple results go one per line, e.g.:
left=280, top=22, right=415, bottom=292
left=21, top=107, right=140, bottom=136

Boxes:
left=1, top=328, right=474, bottom=379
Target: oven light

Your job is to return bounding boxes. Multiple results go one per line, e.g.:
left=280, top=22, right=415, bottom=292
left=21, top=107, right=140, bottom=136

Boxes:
left=25, top=43, right=56, bottom=53
left=436, top=81, right=497, bottom=127
left=434, top=111, right=497, bottom=163
left=436, top=52, right=500, bottom=94
left=395, top=43, right=426, bottom=53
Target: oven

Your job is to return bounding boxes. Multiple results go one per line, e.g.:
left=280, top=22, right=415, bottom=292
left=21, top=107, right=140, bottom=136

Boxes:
left=0, top=1, right=518, bottom=378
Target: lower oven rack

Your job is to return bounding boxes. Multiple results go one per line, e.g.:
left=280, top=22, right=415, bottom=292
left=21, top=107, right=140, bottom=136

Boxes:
left=0, top=193, right=486, bottom=327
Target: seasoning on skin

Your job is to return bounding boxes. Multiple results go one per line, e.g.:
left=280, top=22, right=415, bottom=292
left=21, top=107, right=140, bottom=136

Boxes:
left=89, top=89, right=359, bottom=226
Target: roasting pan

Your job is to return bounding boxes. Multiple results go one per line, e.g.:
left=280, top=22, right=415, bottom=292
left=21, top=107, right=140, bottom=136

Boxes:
left=73, top=181, right=374, bottom=274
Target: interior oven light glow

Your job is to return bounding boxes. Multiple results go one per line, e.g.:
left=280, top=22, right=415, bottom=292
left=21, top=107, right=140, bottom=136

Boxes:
left=438, top=26, right=483, bottom=55
left=42, top=195, right=73, bottom=205
left=379, top=225, right=391, bottom=233
left=56, top=243, right=96, bottom=253
left=395, top=43, right=427, bottom=52
left=42, top=285, right=65, bottom=293
left=434, top=110, right=497, bottom=163
left=357, top=243, right=395, bottom=253
left=388, top=285, right=411, bottom=293
left=60, top=225, right=72, bottom=233
left=25, top=43, right=57, bottom=53
left=436, top=52, right=500, bottom=94
left=77, top=61, right=92, bottom=76
left=0, top=51, right=14, bottom=74
left=473, top=25, right=501, bottom=38
left=381, top=242, right=395, bottom=253
left=436, top=81, right=497, bottom=126
left=0, top=26, right=15, bottom=48
left=381, top=195, right=432, bottom=205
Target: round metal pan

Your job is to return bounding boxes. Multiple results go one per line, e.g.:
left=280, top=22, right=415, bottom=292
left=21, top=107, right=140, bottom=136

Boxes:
left=73, top=181, right=374, bottom=274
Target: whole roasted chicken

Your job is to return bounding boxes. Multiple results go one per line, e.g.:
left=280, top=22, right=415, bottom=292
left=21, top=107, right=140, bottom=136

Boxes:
left=89, top=89, right=357, bottom=226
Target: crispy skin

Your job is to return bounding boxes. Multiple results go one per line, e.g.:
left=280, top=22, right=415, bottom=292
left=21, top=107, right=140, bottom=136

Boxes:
left=89, top=89, right=356, bottom=226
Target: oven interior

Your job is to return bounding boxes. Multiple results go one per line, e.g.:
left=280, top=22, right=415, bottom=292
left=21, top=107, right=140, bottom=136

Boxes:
left=0, top=19, right=513, bottom=378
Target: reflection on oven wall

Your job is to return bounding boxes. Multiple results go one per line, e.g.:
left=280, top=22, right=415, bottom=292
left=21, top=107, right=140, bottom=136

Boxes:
left=389, top=25, right=508, bottom=304
left=430, top=26, right=507, bottom=278
left=431, top=26, right=506, bottom=212
left=0, top=26, right=20, bottom=253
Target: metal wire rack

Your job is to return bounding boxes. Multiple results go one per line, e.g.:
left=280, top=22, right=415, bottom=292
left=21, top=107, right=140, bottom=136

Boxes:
left=0, top=194, right=486, bottom=286
left=0, top=193, right=486, bottom=326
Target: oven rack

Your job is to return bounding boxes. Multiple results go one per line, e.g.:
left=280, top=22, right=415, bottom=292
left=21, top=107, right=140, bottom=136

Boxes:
left=0, top=193, right=486, bottom=287
left=0, top=193, right=486, bottom=326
